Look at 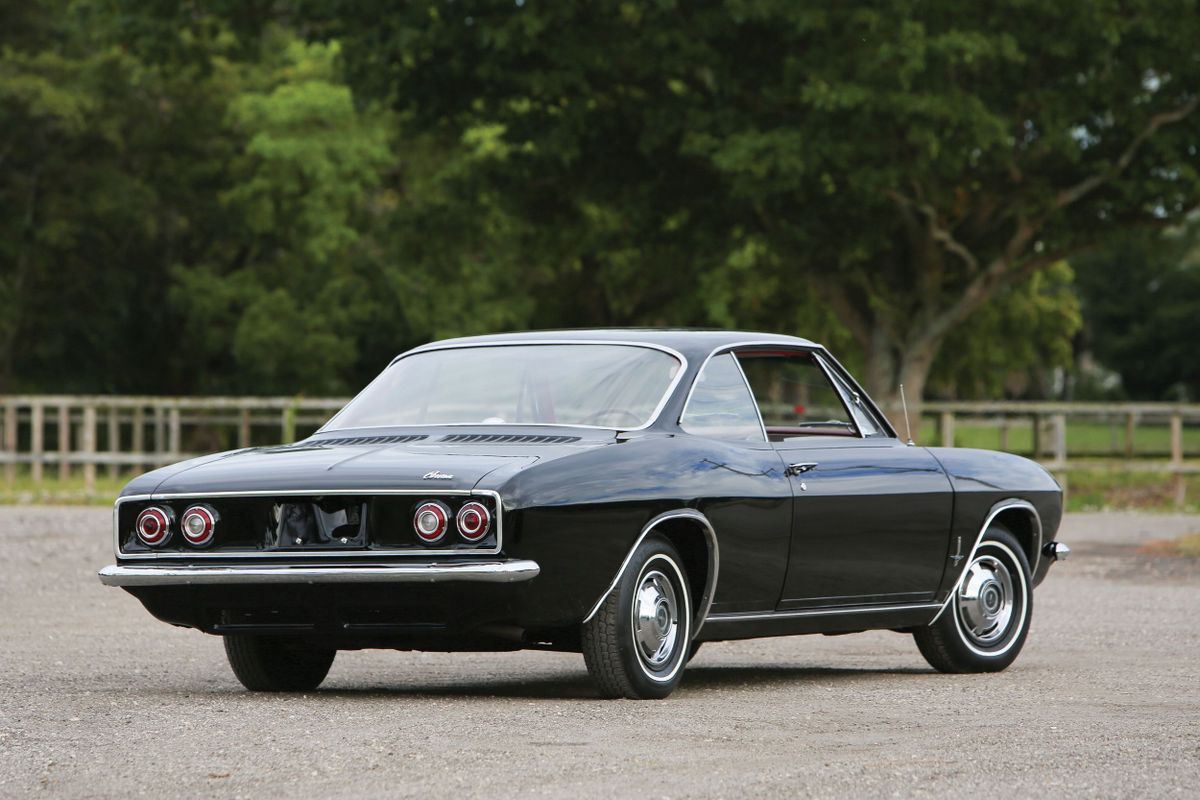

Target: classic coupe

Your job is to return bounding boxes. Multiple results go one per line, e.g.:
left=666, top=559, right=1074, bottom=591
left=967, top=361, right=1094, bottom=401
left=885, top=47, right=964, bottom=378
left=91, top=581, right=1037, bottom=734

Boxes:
left=100, top=330, right=1068, bottom=699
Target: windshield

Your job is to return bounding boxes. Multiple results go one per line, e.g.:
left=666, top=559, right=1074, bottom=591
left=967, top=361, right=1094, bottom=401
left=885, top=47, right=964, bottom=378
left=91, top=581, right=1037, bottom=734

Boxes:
left=327, top=344, right=683, bottom=430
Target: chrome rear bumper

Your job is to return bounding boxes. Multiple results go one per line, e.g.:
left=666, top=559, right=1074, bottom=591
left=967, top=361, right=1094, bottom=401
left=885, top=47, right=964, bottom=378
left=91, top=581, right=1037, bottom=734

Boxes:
left=98, top=559, right=540, bottom=587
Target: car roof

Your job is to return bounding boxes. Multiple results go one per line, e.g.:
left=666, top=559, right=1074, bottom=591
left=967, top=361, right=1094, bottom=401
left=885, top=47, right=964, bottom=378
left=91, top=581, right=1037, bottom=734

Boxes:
left=403, top=328, right=821, bottom=362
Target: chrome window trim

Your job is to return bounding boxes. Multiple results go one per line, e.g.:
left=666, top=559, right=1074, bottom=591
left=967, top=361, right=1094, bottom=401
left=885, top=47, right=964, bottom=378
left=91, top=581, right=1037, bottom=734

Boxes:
left=113, top=489, right=505, bottom=560
left=928, top=498, right=1043, bottom=624
left=582, top=509, right=720, bottom=638
left=319, top=340, right=690, bottom=434
left=817, top=349, right=899, bottom=439
left=808, top=351, right=865, bottom=439
left=98, top=559, right=541, bottom=587
left=678, top=350, right=768, bottom=443
left=691, top=341, right=866, bottom=440
left=731, top=352, right=771, bottom=443
left=815, top=353, right=885, bottom=438
left=706, top=601, right=942, bottom=623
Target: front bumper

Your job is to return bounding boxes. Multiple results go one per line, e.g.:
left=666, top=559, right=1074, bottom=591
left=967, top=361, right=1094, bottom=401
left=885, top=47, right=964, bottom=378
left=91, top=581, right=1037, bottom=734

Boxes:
left=98, top=559, right=541, bottom=587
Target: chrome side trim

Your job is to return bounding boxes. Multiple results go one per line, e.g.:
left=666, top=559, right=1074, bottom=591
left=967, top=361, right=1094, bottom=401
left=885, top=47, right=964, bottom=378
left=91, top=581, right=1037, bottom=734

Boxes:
left=98, top=559, right=540, bottom=587
left=320, top=340, right=690, bottom=434
left=929, top=499, right=1042, bottom=624
left=113, top=488, right=504, bottom=560
left=706, top=602, right=941, bottom=623
left=581, top=509, right=720, bottom=638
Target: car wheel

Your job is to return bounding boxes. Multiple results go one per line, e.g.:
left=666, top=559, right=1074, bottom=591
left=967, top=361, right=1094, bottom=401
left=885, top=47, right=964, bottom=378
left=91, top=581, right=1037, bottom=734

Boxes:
left=581, top=534, right=692, bottom=699
left=914, top=524, right=1032, bottom=673
left=223, top=634, right=336, bottom=691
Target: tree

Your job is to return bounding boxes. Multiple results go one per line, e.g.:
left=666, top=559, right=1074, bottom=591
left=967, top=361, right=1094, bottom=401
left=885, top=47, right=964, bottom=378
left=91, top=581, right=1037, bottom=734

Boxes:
left=301, top=0, right=1200, bottom=414
left=169, top=31, right=394, bottom=394
left=1074, top=225, right=1200, bottom=400
left=1, top=4, right=404, bottom=394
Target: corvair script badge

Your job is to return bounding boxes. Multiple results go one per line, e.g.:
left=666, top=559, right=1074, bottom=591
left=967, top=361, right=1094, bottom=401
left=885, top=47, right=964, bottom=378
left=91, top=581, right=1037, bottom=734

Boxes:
left=422, top=470, right=454, bottom=480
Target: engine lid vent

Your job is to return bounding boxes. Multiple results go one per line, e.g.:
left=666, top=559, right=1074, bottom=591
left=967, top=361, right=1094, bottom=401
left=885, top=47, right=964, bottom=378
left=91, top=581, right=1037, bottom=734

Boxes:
left=294, top=434, right=428, bottom=447
left=439, top=433, right=581, bottom=445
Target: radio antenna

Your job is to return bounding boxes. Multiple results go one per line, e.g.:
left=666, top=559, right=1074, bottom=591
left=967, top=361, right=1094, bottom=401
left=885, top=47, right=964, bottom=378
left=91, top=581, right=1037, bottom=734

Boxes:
left=899, top=383, right=915, bottom=446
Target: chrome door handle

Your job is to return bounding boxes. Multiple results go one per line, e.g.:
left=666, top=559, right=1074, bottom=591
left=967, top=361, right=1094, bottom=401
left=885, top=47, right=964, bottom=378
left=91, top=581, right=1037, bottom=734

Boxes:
left=785, top=462, right=818, bottom=477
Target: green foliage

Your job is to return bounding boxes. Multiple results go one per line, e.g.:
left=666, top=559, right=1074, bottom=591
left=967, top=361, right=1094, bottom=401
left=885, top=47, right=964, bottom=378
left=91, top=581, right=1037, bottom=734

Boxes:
left=169, top=31, right=393, bottom=393
left=929, top=262, right=1082, bottom=399
left=1074, top=225, right=1200, bottom=400
left=306, top=0, right=1200, bottom=401
left=1, top=0, right=1197, bottom=402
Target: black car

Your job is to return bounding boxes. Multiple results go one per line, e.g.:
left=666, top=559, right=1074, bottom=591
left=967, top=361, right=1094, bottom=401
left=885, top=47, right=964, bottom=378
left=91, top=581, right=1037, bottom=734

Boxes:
left=100, top=330, right=1068, bottom=699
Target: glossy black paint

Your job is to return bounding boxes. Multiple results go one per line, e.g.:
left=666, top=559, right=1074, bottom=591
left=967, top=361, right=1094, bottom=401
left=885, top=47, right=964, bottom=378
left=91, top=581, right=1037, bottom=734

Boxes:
left=110, top=329, right=1065, bottom=651
left=775, top=437, right=953, bottom=608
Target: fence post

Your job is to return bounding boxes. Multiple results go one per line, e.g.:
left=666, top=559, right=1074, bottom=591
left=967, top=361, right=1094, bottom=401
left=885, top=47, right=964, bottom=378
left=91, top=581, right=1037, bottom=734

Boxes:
left=939, top=411, right=955, bottom=447
left=107, top=406, right=120, bottom=478
left=132, top=407, right=145, bottom=467
left=82, top=405, right=97, bottom=495
left=1031, top=414, right=1042, bottom=458
left=1052, top=413, right=1067, bottom=468
left=1170, top=413, right=1185, bottom=508
left=57, top=402, right=70, bottom=481
left=999, top=415, right=1010, bottom=451
left=3, top=401, right=16, bottom=486
left=1125, top=412, right=1136, bottom=458
left=239, top=408, right=251, bottom=449
left=169, top=405, right=182, bottom=460
left=1170, top=413, right=1183, bottom=465
left=281, top=404, right=296, bottom=444
left=153, top=405, right=165, bottom=466
left=31, top=403, right=44, bottom=485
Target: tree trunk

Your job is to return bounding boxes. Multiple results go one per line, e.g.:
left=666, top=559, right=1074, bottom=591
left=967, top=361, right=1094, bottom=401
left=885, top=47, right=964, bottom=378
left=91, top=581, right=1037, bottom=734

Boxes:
left=861, top=333, right=940, bottom=443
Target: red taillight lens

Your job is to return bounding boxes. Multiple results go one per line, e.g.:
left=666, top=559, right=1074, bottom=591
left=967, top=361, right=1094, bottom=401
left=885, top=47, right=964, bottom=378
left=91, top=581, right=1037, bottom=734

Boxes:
left=135, top=506, right=172, bottom=547
left=456, top=501, right=491, bottom=542
left=413, top=501, right=450, bottom=544
left=180, top=505, right=217, bottom=547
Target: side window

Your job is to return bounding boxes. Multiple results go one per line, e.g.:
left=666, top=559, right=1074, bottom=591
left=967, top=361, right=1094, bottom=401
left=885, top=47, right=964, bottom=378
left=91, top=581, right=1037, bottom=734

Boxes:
left=680, top=353, right=765, bottom=442
left=735, top=351, right=857, bottom=439
left=825, top=365, right=885, bottom=436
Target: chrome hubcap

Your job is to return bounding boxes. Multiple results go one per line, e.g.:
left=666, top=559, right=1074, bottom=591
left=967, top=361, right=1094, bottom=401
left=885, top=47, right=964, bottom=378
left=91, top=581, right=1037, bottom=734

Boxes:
left=633, top=569, right=680, bottom=669
left=957, top=554, right=1015, bottom=646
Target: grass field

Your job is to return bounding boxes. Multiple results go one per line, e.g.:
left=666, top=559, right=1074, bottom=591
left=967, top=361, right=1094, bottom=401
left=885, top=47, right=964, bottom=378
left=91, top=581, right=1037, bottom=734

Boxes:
left=3, top=463, right=1198, bottom=513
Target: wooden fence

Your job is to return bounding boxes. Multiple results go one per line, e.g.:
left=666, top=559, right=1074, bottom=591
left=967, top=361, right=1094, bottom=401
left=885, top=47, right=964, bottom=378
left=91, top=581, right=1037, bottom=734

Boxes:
left=0, top=395, right=1197, bottom=499
left=0, top=396, right=345, bottom=494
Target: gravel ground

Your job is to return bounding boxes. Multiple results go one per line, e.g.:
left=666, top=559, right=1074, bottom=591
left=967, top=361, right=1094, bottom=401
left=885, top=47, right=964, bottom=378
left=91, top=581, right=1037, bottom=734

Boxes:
left=0, top=508, right=1197, bottom=799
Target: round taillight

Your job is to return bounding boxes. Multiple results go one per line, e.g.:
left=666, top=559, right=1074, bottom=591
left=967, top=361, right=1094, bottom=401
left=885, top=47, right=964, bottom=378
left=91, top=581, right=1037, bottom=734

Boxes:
left=181, top=505, right=217, bottom=547
left=135, top=506, right=172, bottom=547
left=413, top=501, right=450, bottom=544
left=456, top=501, right=491, bottom=542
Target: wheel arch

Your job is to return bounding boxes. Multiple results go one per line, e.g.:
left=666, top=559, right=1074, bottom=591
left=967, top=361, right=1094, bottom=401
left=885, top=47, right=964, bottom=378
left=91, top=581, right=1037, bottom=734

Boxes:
left=992, top=503, right=1043, bottom=576
left=931, top=498, right=1042, bottom=624
left=581, top=509, right=719, bottom=638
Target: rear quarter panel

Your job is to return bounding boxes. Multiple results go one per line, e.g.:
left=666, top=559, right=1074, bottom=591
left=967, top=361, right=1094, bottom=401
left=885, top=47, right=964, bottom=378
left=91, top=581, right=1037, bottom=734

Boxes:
left=493, top=434, right=790, bottom=629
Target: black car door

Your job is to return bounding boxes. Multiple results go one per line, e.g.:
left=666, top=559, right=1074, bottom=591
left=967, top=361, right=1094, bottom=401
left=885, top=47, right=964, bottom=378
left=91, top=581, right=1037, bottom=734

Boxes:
left=736, top=348, right=954, bottom=609
left=678, top=351, right=793, bottom=615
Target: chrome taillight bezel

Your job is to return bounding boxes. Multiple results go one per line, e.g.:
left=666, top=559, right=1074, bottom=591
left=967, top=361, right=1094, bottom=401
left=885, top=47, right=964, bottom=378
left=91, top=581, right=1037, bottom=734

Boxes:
left=413, top=500, right=451, bottom=544
left=180, top=504, right=218, bottom=547
left=456, top=501, right=492, bottom=542
left=135, top=506, right=173, bottom=547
